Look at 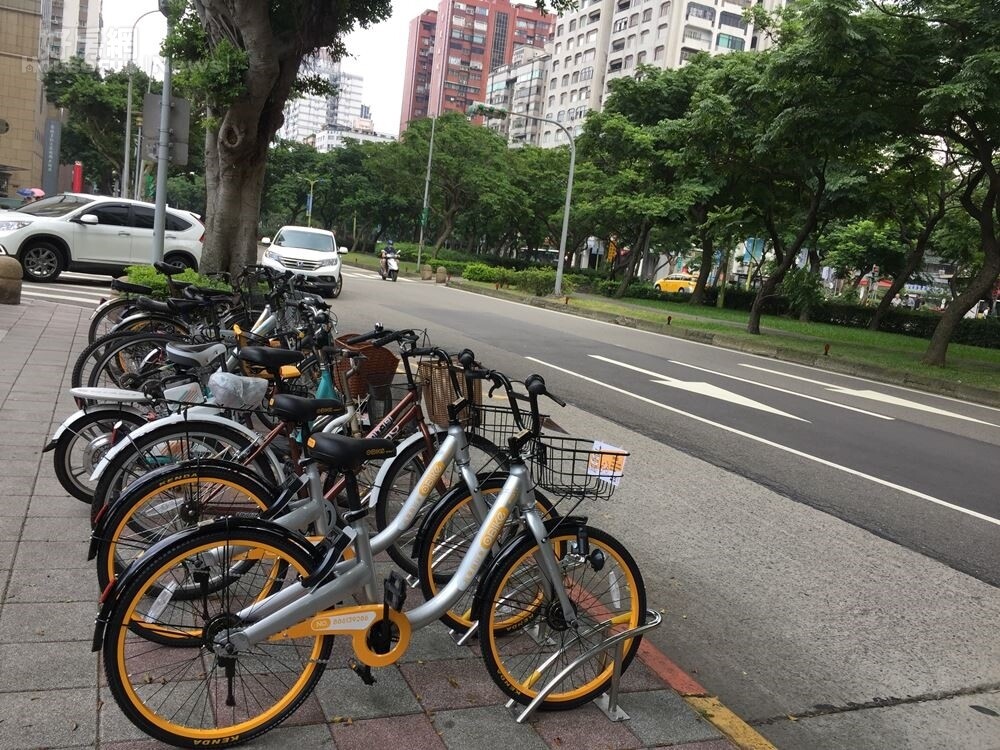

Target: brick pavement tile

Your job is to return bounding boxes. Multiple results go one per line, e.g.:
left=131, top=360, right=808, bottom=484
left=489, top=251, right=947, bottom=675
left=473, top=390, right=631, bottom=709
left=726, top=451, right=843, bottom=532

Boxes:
left=650, top=740, right=735, bottom=750
left=432, top=705, right=549, bottom=750
left=0, top=495, right=30, bottom=516
left=14, top=538, right=91, bottom=570
left=20, top=515, right=88, bottom=541
left=29, top=492, right=91, bottom=518
left=0, top=475, right=37, bottom=496
left=400, top=623, right=481, bottom=663
left=617, top=691, right=722, bottom=747
left=531, top=703, right=646, bottom=749
left=0, top=515, right=23, bottom=540
left=0, top=457, right=45, bottom=475
left=99, top=687, right=169, bottom=746
left=1, top=444, right=47, bottom=460
left=0, top=601, right=97, bottom=642
left=399, top=657, right=507, bottom=711
left=620, top=658, right=679, bottom=693
left=0, top=688, right=96, bottom=749
left=0, top=640, right=96, bottom=691
left=331, top=713, right=446, bottom=750
left=314, top=666, right=423, bottom=721
left=5, top=565, right=99, bottom=602
left=0, top=540, right=15, bottom=570
left=251, top=723, right=337, bottom=749
left=102, top=742, right=169, bottom=750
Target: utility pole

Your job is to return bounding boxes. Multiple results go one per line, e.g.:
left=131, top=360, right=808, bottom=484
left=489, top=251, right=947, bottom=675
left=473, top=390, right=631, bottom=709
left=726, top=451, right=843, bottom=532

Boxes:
left=152, top=0, right=173, bottom=264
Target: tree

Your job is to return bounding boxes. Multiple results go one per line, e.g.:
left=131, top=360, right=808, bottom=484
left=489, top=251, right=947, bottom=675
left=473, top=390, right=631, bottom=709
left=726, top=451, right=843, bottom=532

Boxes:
left=870, top=0, right=1000, bottom=364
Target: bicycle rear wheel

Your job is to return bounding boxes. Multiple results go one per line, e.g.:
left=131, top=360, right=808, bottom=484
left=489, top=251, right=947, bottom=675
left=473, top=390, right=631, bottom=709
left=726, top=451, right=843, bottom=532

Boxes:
left=102, top=523, right=329, bottom=748
left=477, top=523, right=645, bottom=710
left=52, top=408, right=147, bottom=503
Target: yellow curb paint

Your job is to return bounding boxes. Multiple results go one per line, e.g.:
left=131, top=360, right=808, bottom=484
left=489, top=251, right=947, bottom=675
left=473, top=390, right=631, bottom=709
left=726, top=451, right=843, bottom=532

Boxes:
left=684, top=696, right=777, bottom=750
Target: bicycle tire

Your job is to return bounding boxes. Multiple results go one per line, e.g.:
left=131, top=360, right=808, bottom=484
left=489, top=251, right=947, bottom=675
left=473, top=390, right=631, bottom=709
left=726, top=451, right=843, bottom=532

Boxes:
left=71, top=331, right=181, bottom=392
left=477, top=523, right=646, bottom=710
left=415, top=476, right=558, bottom=632
left=52, top=408, right=147, bottom=504
left=102, top=522, right=330, bottom=747
left=86, top=331, right=186, bottom=392
left=90, top=420, right=281, bottom=526
left=88, top=297, right=139, bottom=344
left=373, top=431, right=505, bottom=576
left=95, top=460, right=277, bottom=594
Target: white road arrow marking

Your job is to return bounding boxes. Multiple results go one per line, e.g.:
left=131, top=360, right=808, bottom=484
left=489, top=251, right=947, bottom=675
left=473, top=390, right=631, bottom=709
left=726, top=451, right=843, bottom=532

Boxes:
left=590, top=355, right=808, bottom=422
left=667, top=360, right=894, bottom=420
left=739, top=364, right=998, bottom=427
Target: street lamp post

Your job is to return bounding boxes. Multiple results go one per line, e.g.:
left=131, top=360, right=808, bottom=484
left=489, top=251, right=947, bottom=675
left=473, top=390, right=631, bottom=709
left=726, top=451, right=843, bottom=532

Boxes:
left=121, top=9, right=160, bottom=199
left=303, top=177, right=327, bottom=227
left=468, top=104, right=576, bottom=296
left=416, top=115, right=436, bottom=269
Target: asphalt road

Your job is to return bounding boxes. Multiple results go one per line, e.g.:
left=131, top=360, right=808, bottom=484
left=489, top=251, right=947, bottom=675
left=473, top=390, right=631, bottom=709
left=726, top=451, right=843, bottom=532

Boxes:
left=330, top=271, right=1000, bottom=749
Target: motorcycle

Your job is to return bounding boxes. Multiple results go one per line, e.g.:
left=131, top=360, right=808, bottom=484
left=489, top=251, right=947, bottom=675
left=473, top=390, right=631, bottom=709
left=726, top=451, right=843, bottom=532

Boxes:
left=380, top=251, right=399, bottom=282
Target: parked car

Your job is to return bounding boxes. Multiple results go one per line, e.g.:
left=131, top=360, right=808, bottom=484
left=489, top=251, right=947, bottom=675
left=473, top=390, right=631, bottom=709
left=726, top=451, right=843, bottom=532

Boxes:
left=654, top=273, right=697, bottom=294
left=260, top=226, right=347, bottom=298
left=0, top=197, right=23, bottom=211
left=0, top=193, right=204, bottom=282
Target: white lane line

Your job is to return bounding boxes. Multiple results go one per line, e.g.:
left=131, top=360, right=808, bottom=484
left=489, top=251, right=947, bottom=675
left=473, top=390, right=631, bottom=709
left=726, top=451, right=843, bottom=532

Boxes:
left=49, top=286, right=112, bottom=299
left=61, top=271, right=117, bottom=282
left=663, top=359, right=894, bottom=420
left=527, top=355, right=1000, bottom=527
left=740, top=364, right=998, bottom=428
left=22, top=290, right=101, bottom=305
left=440, top=284, right=1000, bottom=414
left=590, top=354, right=807, bottom=422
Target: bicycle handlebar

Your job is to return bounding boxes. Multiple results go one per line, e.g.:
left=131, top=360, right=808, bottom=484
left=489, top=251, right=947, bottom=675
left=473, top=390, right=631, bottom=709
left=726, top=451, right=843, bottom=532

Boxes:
left=344, top=324, right=386, bottom=345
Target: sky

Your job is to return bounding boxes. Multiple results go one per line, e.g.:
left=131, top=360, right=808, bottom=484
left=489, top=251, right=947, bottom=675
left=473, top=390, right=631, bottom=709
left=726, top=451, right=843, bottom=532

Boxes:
left=99, top=0, right=436, bottom=136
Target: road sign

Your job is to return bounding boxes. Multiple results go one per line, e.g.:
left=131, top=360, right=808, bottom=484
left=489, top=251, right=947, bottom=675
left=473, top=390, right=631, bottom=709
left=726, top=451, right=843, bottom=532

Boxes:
left=141, top=93, right=191, bottom=166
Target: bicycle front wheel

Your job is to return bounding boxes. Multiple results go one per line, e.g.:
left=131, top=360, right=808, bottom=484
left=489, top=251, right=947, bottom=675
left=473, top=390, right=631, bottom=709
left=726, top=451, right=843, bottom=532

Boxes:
left=477, top=523, right=646, bottom=710
left=103, top=523, right=330, bottom=748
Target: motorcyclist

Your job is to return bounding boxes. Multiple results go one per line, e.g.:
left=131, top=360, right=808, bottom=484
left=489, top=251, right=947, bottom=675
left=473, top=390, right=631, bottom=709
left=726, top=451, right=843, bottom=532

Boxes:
left=379, top=240, right=396, bottom=280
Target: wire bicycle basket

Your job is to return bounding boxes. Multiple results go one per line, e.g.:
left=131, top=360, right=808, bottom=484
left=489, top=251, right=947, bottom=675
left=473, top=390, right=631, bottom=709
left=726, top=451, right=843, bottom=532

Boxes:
left=528, top=437, right=629, bottom=501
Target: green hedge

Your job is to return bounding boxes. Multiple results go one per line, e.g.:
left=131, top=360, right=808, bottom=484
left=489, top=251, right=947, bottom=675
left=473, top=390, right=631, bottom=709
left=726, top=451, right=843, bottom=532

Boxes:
left=125, top=265, right=232, bottom=298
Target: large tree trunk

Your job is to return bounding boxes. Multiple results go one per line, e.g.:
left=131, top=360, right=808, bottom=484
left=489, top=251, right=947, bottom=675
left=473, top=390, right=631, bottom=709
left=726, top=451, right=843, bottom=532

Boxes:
left=689, top=205, right=712, bottom=305
left=615, top=222, right=649, bottom=297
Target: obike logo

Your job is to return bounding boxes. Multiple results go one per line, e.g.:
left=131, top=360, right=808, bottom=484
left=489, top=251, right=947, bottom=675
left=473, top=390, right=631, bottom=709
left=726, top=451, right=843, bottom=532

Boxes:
left=418, top=461, right=446, bottom=497
left=369, top=414, right=395, bottom=438
left=193, top=737, right=240, bottom=746
left=365, top=447, right=389, bottom=457
left=480, top=506, right=510, bottom=550
left=312, top=611, right=376, bottom=632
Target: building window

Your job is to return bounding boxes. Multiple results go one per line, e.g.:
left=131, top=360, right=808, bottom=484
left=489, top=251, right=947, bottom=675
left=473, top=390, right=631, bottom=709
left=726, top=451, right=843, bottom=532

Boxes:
left=716, top=32, right=745, bottom=49
left=624, top=54, right=634, bottom=68
left=548, top=95, right=555, bottom=106
left=629, top=13, right=639, bottom=26
left=654, top=45, right=665, bottom=59
left=687, top=2, right=715, bottom=21
left=641, top=29, right=650, bottom=44
left=642, top=8, right=653, bottom=21
left=557, top=24, right=563, bottom=35
left=569, top=19, right=576, bottom=30
left=551, top=76, right=558, bottom=88
left=562, top=74, right=570, bottom=85
left=583, top=48, right=596, bottom=61
left=660, top=1, right=671, bottom=16
left=613, top=18, right=628, bottom=31
left=617, top=0, right=631, bottom=10
left=608, top=58, right=623, bottom=72
left=627, top=34, right=636, bottom=47
left=552, top=59, right=560, bottom=70
left=586, top=29, right=598, bottom=42
left=571, top=70, right=580, bottom=83
left=683, top=25, right=711, bottom=42
left=658, top=22, right=669, bottom=36
left=637, top=50, right=647, bottom=64
left=679, top=46, right=699, bottom=61
left=719, top=11, right=748, bottom=29
left=611, top=38, right=625, bottom=51
left=580, top=65, right=594, bottom=80
left=560, top=92, right=567, bottom=103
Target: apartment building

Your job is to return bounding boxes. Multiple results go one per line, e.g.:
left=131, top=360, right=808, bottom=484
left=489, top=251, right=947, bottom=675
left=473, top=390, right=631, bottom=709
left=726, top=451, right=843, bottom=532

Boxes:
left=484, top=45, right=549, bottom=145
left=538, top=0, right=777, bottom=146
left=278, top=51, right=369, bottom=144
left=42, top=0, right=102, bottom=66
left=400, top=0, right=554, bottom=131
left=399, top=10, right=438, bottom=133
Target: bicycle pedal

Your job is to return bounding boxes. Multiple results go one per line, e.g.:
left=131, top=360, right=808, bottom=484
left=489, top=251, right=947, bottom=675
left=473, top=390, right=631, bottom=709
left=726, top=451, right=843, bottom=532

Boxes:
left=384, top=571, right=407, bottom=612
left=348, top=658, right=377, bottom=685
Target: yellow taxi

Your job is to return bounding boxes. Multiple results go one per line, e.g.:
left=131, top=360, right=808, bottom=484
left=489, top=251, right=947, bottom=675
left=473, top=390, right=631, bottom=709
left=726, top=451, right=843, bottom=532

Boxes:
left=654, top=273, right=696, bottom=294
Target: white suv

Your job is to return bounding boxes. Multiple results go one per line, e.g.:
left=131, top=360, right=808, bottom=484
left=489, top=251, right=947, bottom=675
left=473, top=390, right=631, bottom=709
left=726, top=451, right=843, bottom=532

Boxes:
left=261, top=225, right=346, bottom=298
left=0, top=193, right=204, bottom=282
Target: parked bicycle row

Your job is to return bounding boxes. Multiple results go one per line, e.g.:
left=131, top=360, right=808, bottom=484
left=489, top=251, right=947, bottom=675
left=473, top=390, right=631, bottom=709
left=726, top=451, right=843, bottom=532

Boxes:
left=45, top=262, right=658, bottom=749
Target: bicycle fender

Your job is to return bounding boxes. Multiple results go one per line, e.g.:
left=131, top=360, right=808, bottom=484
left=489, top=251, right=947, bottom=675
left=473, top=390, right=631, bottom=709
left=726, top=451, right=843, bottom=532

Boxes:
left=92, top=516, right=318, bottom=652
left=411, top=475, right=509, bottom=558
left=88, top=410, right=275, bottom=484
left=44, top=405, right=147, bottom=452
left=468, top=515, right=588, bottom=618
left=367, top=425, right=444, bottom=503
left=88, top=458, right=280, bottom=560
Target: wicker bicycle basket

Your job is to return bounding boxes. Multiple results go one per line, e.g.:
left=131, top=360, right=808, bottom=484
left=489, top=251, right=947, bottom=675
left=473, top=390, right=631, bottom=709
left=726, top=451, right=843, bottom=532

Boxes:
left=418, top=358, right=482, bottom=429
left=527, top=437, right=629, bottom=502
left=334, top=334, right=401, bottom=400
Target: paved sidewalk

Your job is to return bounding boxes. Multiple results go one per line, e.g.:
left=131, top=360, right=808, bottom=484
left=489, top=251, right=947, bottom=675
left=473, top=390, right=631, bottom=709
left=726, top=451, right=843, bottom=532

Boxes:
left=0, top=299, right=740, bottom=750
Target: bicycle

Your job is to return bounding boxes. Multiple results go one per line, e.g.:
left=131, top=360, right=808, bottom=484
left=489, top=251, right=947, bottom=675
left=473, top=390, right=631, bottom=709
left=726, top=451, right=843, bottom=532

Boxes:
left=93, top=372, right=647, bottom=748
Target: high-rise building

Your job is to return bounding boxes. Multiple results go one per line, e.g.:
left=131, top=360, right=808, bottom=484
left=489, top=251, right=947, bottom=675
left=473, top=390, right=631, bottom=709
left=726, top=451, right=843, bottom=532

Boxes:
left=538, top=0, right=782, bottom=146
left=0, top=0, right=54, bottom=199
left=399, top=10, right=438, bottom=133
left=278, top=51, right=367, bottom=143
left=484, top=45, right=549, bottom=145
left=42, top=0, right=102, bottom=66
left=400, top=0, right=554, bottom=131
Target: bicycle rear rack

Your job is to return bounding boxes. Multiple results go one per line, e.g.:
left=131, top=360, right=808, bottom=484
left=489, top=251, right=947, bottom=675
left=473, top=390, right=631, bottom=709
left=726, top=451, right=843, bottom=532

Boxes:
left=506, top=607, right=663, bottom=724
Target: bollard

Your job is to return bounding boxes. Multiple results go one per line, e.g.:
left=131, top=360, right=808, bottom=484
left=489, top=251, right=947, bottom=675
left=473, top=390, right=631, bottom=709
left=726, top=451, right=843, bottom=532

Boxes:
left=435, top=266, right=447, bottom=284
left=0, top=256, right=23, bottom=305
left=421, top=264, right=433, bottom=281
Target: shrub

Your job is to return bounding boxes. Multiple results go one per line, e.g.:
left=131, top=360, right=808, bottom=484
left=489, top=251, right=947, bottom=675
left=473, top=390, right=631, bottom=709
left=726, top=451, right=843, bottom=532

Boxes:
left=513, top=268, right=559, bottom=296
left=125, top=264, right=232, bottom=298
left=462, top=263, right=502, bottom=283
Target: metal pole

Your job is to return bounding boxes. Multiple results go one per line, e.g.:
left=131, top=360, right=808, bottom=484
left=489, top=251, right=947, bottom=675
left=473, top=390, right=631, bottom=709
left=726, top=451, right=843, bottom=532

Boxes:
left=152, top=48, right=172, bottom=264
left=416, top=115, right=436, bottom=269
left=122, top=71, right=133, bottom=198
left=132, top=122, right=143, bottom=199
left=554, top=129, right=575, bottom=297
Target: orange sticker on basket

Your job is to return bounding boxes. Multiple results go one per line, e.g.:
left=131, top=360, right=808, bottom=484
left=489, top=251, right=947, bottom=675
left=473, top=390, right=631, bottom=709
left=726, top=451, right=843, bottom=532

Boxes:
left=587, top=441, right=627, bottom=487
